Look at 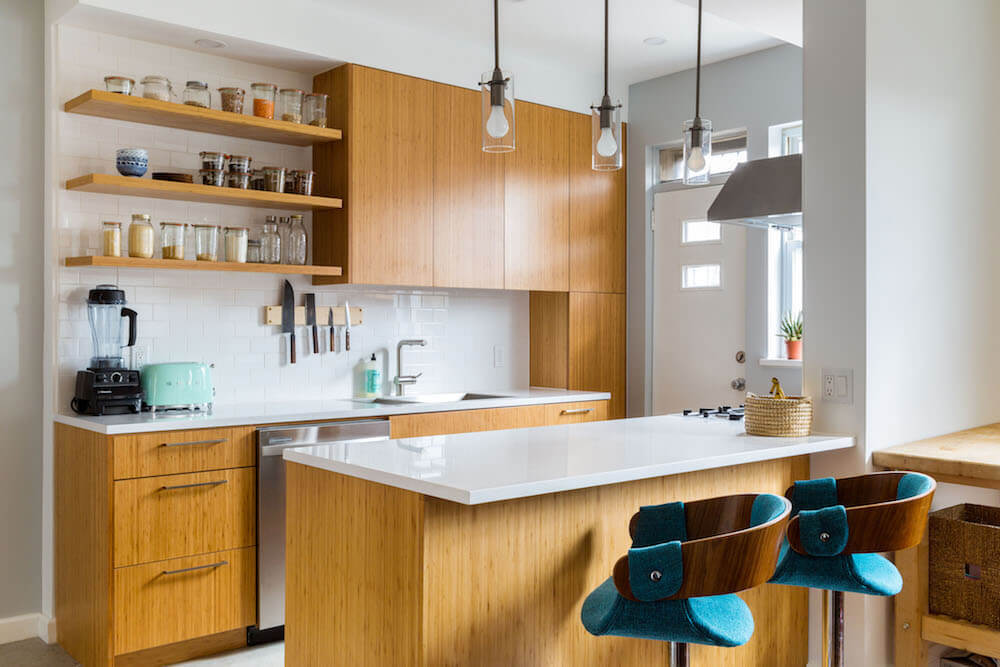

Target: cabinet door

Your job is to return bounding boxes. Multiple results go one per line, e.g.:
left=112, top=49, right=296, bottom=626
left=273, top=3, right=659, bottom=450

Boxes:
left=432, top=84, right=504, bottom=289
left=504, top=102, right=570, bottom=291
left=569, top=292, right=626, bottom=418
left=569, top=115, right=626, bottom=293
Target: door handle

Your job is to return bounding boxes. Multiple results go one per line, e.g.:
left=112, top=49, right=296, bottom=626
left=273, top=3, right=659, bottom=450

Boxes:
left=161, top=439, right=226, bottom=448
left=159, top=479, right=228, bottom=491
left=560, top=408, right=593, bottom=415
left=160, top=560, right=228, bottom=576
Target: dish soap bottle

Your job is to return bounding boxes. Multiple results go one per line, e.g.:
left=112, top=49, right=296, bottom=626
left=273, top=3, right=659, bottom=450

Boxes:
left=363, top=354, right=382, bottom=398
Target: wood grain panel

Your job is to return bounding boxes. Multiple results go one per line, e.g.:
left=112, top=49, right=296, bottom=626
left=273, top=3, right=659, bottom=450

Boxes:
left=529, top=291, right=569, bottom=389
left=504, top=102, right=570, bottom=291
left=112, top=426, right=254, bottom=480
left=114, top=629, right=247, bottom=667
left=285, top=462, right=425, bottom=666
left=388, top=401, right=608, bottom=438
left=311, top=65, right=350, bottom=285
left=569, top=292, right=627, bottom=419
left=569, top=114, right=626, bottom=293
left=65, top=255, right=342, bottom=277
left=872, top=422, right=1000, bottom=487
left=921, top=614, right=1000, bottom=657
left=55, top=423, right=114, bottom=667
left=113, top=547, right=255, bottom=655
left=113, top=467, right=255, bottom=567
left=894, top=530, right=930, bottom=665
left=432, top=83, right=504, bottom=289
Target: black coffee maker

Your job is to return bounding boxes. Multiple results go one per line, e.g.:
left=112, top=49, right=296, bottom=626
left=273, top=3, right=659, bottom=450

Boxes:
left=71, top=285, right=144, bottom=415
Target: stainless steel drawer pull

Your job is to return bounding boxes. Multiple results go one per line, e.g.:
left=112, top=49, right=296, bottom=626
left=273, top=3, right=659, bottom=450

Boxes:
left=560, top=408, right=593, bottom=415
left=160, top=560, right=228, bottom=576
left=159, top=479, right=228, bottom=491
left=161, top=438, right=226, bottom=448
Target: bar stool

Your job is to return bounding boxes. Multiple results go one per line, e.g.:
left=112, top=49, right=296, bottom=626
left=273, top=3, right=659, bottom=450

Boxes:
left=581, top=493, right=792, bottom=666
left=769, top=471, right=935, bottom=667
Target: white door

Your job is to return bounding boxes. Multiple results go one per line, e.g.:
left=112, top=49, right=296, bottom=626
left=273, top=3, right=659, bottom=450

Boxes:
left=652, top=185, right=746, bottom=415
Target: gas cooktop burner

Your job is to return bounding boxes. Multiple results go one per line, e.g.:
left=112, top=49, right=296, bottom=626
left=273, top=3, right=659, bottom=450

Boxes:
left=682, top=406, right=745, bottom=421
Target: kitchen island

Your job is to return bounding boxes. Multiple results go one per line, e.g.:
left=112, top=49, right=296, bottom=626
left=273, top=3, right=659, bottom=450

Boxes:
left=283, top=415, right=854, bottom=666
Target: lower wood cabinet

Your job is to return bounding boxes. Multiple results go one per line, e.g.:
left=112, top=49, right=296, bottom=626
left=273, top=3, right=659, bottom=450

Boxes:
left=389, top=400, right=608, bottom=438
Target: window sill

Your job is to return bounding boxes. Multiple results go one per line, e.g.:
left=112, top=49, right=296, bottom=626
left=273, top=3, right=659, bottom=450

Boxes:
left=759, top=358, right=802, bottom=368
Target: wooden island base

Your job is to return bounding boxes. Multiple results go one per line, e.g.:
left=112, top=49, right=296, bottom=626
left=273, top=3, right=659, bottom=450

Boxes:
left=285, top=456, right=810, bottom=666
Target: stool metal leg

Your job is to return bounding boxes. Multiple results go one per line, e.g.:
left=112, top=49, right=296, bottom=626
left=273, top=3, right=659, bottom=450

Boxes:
left=830, top=591, right=844, bottom=667
left=674, top=641, right=689, bottom=667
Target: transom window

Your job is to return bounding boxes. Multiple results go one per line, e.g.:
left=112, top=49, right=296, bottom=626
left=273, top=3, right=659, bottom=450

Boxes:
left=658, top=133, right=748, bottom=183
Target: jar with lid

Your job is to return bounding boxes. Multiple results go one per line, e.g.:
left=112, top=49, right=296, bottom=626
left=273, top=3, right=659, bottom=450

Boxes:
left=247, top=239, right=262, bottom=264
left=193, top=224, right=219, bottom=261
left=140, top=75, right=173, bottom=102
left=278, top=89, right=304, bottom=123
left=260, top=217, right=281, bottom=264
left=219, top=87, right=245, bottom=113
left=224, top=226, right=249, bottom=263
left=278, top=216, right=291, bottom=264
left=128, top=214, right=155, bottom=258
left=290, top=170, right=316, bottom=196
left=182, top=80, right=210, bottom=108
left=288, top=214, right=307, bottom=265
left=104, top=76, right=134, bottom=95
left=262, top=166, right=285, bottom=193
left=102, top=222, right=122, bottom=257
left=303, top=93, right=328, bottom=127
left=160, top=222, right=186, bottom=259
left=251, top=83, right=277, bottom=119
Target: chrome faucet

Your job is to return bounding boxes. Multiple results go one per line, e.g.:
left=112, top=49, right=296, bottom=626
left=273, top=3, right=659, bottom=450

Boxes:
left=394, top=339, right=427, bottom=395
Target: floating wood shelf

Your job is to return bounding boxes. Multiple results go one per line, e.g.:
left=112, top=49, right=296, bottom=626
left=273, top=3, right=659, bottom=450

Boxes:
left=65, top=255, right=343, bottom=277
left=264, top=305, right=363, bottom=327
left=66, top=174, right=342, bottom=211
left=65, top=89, right=342, bottom=146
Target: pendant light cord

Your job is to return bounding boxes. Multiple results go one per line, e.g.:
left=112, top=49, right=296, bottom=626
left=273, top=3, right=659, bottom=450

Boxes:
left=494, top=0, right=500, bottom=71
left=695, top=0, right=703, bottom=119
left=603, top=0, right=609, bottom=97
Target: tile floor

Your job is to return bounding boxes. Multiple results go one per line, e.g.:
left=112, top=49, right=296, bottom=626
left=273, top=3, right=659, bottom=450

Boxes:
left=0, top=639, right=284, bottom=666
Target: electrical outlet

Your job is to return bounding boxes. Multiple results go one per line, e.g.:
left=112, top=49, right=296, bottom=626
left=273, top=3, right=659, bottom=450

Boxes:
left=131, top=345, right=149, bottom=370
left=821, top=368, right=853, bottom=404
left=493, top=345, right=506, bottom=368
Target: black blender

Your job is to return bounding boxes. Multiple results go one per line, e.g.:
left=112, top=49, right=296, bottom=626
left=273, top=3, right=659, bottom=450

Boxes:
left=71, top=285, right=144, bottom=415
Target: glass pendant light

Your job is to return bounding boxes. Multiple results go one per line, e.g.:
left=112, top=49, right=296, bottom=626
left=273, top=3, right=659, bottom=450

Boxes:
left=591, top=0, right=622, bottom=171
left=480, top=0, right=514, bottom=152
left=683, top=0, right=712, bottom=184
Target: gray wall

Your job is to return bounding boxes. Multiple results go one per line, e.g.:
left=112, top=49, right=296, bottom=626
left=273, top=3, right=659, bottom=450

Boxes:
left=0, top=0, right=44, bottom=621
left=626, top=44, right=802, bottom=416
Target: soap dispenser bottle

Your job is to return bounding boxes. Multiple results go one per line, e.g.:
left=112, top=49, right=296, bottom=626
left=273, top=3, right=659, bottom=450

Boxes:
left=363, top=354, right=382, bottom=398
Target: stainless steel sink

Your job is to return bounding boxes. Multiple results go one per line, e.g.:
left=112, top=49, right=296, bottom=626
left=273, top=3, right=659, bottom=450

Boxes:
left=365, top=392, right=511, bottom=405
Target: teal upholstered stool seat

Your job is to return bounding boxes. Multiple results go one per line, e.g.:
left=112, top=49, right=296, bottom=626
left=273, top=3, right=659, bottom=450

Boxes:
left=581, top=492, right=791, bottom=652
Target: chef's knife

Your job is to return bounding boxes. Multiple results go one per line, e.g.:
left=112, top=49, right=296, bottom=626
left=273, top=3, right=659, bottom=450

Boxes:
left=328, top=307, right=335, bottom=352
left=281, top=280, right=296, bottom=364
left=305, top=293, right=318, bottom=354
left=344, top=301, right=351, bottom=351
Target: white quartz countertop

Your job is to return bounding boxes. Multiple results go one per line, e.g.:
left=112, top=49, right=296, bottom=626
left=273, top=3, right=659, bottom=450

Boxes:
left=52, top=388, right=610, bottom=435
left=283, top=414, right=855, bottom=504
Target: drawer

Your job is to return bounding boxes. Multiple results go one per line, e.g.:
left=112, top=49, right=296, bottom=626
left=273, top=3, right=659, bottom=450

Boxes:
left=389, top=400, right=608, bottom=437
left=113, top=426, right=256, bottom=480
left=539, top=400, right=607, bottom=424
left=114, top=467, right=255, bottom=567
left=113, top=547, right=255, bottom=655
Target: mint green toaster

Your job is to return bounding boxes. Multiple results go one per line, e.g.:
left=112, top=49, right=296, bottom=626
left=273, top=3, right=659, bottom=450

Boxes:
left=141, top=362, right=214, bottom=412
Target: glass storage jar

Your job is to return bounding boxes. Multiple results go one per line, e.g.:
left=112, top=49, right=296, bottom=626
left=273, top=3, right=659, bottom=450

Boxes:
left=140, top=75, right=173, bottom=101
left=200, top=169, right=225, bottom=186
left=199, top=151, right=226, bottom=171
left=183, top=80, right=210, bottom=108
left=226, top=171, right=250, bottom=189
left=104, top=76, right=134, bottom=95
left=219, top=87, right=245, bottom=113
left=224, top=226, right=249, bottom=263
left=193, top=224, right=219, bottom=261
left=227, top=155, right=252, bottom=174
left=247, top=239, right=262, bottom=264
left=288, top=214, right=307, bottom=265
left=160, top=222, right=186, bottom=259
left=303, top=93, right=328, bottom=127
left=278, top=216, right=291, bottom=264
left=262, top=166, right=285, bottom=193
left=251, top=83, right=277, bottom=119
left=260, top=217, right=281, bottom=264
left=102, top=222, right=122, bottom=257
left=290, top=170, right=315, bottom=196
left=128, top=214, right=154, bottom=258
left=278, top=88, right=304, bottom=123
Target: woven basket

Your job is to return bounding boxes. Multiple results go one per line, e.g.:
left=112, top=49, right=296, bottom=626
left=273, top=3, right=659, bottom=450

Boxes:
left=744, top=393, right=813, bottom=437
left=929, top=504, right=1000, bottom=629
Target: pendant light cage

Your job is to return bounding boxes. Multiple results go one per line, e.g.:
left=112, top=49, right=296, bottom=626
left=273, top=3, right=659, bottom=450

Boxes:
left=683, top=0, right=712, bottom=184
left=480, top=0, right=515, bottom=153
left=591, top=0, right=622, bottom=171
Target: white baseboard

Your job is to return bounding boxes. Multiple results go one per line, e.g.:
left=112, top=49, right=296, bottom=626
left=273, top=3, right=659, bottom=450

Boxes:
left=0, top=613, right=45, bottom=644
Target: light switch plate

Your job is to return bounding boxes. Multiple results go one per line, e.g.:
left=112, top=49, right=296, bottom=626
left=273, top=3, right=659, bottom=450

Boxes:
left=821, top=368, right=853, bottom=404
left=493, top=345, right=506, bottom=368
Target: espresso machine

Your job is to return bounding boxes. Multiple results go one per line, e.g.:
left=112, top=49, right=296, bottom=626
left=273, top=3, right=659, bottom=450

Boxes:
left=71, top=285, right=143, bottom=415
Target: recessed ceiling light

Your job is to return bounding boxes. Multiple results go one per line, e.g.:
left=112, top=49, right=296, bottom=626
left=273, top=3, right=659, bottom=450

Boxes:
left=643, top=36, right=667, bottom=46
left=195, top=38, right=227, bottom=49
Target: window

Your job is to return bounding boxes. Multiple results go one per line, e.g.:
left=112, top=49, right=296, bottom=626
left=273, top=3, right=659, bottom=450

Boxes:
left=681, top=218, right=721, bottom=244
left=767, top=121, right=804, bottom=358
left=781, top=124, right=803, bottom=156
left=658, top=133, right=748, bottom=183
left=682, top=263, right=721, bottom=289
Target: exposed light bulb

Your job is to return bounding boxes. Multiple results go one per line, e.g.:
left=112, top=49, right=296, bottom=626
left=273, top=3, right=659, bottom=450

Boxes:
left=596, top=127, right=618, bottom=157
left=486, top=105, right=509, bottom=139
left=687, top=146, right=706, bottom=172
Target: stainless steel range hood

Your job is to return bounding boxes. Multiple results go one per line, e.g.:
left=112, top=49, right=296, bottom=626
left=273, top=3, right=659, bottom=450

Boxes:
left=707, top=154, right=801, bottom=229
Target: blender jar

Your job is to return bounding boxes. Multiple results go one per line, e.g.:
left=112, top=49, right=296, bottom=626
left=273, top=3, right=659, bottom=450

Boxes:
left=86, top=285, right=137, bottom=369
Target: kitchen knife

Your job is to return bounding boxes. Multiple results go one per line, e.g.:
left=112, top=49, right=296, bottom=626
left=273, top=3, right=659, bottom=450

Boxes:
left=281, top=280, right=296, bottom=364
left=344, top=301, right=351, bottom=351
left=328, top=307, right=335, bottom=352
left=305, top=293, right=318, bottom=354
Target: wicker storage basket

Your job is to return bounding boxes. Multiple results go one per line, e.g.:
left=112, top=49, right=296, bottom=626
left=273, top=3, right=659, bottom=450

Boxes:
left=744, top=393, right=813, bottom=437
left=929, top=504, right=1000, bottom=628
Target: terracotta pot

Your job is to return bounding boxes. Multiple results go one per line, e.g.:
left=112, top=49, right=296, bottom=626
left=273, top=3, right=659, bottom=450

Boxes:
left=786, top=339, right=802, bottom=360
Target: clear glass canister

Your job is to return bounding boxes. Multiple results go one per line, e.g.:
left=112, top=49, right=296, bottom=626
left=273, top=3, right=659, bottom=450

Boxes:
left=219, top=87, right=245, bottom=113
left=104, top=76, right=134, bottom=95
left=260, top=217, right=281, bottom=264
left=224, top=226, right=249, bottom=263
left=303, top=93, right=328, bottom=127
left=251, top=83, right=277, bottom=119
left=278, top=88, right=304, bottom=123
left=262, top=166, right=285, bottom=193
left=291, top=170, right=315, bottom=196
left=160, top=222, right=186, bottom=259
left=183, top=80, right=210, bottom=108
left=193, top=224, right=219, bottom=261
left=247, top=239, right=262, bottom=264
left=288, top=214, right=307, bottom=265
left=128, top=214, right=154, bottom=258
left=102, top=222, right=122, bottom=257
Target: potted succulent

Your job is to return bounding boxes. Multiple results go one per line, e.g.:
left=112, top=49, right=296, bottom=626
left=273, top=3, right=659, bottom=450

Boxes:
left=778, top=312, right=803, bottom=360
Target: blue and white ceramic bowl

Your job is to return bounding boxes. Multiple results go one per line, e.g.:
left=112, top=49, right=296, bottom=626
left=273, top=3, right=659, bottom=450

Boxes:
left=116, top=148, right=148, bottom=177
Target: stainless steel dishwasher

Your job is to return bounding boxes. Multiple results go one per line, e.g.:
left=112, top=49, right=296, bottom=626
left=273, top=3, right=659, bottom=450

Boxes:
left=249, top=418, right=391, bottom=644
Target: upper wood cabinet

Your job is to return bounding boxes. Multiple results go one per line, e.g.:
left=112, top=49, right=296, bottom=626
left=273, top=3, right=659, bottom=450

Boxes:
left=569, top=115, right=627, bottom=293
left=432, top=85, right=505, bottom=289
left=504, top=102, right=571, bottom=291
